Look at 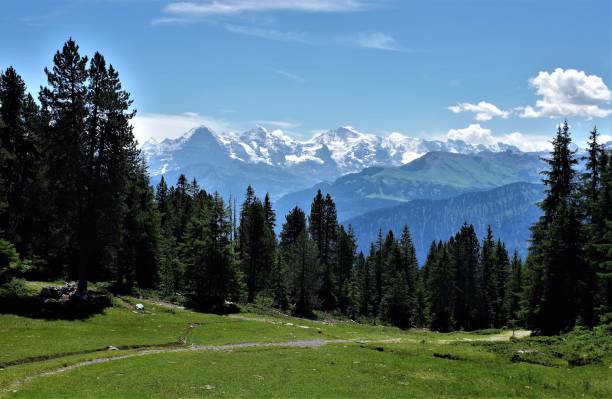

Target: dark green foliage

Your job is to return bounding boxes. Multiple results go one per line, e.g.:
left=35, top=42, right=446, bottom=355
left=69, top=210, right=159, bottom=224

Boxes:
left=0, top=67, right=40, bottom=255
left=505, top=250, right=523, bottom=326
left=427, top=243, right=455, bottom=332
left=281, top=207, right=320, bottom=317
left=525, top=122, right=588, bottom=335
left=180, top=193, right=238, bottom=311
left=335, top=224, right=356, bottom=312
left=309, top=190, right=339, bottom=310
left=451, top=224, right=481, bottom=330
left=238, top=186, right=276, bottom=303
left=0, top=238, right=27, bottom=298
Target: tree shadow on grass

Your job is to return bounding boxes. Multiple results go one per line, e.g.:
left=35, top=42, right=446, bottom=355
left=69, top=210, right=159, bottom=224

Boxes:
left=0, top=294, right=110, bottom=320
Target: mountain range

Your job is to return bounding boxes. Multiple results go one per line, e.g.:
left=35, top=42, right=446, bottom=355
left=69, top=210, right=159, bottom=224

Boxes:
left=274, top=150, right=546, bottom=221
left=142, top=125, right=525, bottom=199
left=141, top=124, right=568, bottom=260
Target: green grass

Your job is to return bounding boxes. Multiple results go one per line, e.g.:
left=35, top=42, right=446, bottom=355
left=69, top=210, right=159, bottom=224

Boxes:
left=1, top=285, right=610, bottom=398
left=6, top=341, right=611, bottom=398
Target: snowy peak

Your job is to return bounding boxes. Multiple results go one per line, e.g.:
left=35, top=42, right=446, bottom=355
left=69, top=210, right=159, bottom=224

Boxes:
left=142, top=124, right=531, bottom=180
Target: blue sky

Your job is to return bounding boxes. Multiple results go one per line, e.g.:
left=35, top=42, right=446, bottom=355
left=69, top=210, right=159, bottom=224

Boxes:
left=1, top=0, right=611, bottom=149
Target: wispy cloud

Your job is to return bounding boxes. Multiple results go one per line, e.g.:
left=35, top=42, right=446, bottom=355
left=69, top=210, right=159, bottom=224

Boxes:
left=272, top=69, right=306, bottom=82
left=254, top=120, right=301, bottom=129
left=225, top=24, right=310, bottom=43
left=342, top=32, right=409, bottom=52
left=163, top=0, right=366, bottom=17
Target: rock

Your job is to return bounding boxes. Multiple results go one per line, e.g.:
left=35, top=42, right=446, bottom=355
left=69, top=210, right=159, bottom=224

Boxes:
left=135, top=303, right=144, bottom=311
left=107, top=346, right=119, bottom=351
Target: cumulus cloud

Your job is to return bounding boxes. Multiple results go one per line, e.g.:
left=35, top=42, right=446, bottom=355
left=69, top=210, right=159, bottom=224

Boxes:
left=447, top=124, right=550, bottom=152
left=519, top=68, right=612, bottom=119
left=131, top=112, right=231, bottom=144
left=448, top=101, right=510, bottom=121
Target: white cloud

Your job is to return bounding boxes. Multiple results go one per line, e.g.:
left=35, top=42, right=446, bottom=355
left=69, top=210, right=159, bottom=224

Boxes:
left=519, top=68, right=612, bottom=119
left=448, top=101, right=510, bottom=121
left=131, top=112, right=231, bottom=144
left=350, top=32, right=407, bottom=52
left=253, top=120, right=300, bottom=129
left=164, top=0, right=365, bottom=16
left=600, top=134, right=612, bottom=143
left=447, top=124, right=550, bottom=152
left=225, top=24, right=310, bottom=43
left=272, top=68, right=305, bottom=82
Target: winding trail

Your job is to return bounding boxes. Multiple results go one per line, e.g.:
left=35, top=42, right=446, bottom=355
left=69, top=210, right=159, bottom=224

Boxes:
left=4, top=338, right=353, bottom=395
left=2, top=298, right=531, bottom=396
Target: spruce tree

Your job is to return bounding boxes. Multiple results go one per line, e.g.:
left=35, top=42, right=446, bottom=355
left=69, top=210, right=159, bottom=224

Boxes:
left=0, top=67, right=39, bottom=254
left=336, top=224, right=356, bottom=312
left=451, top=223, right=480, bottom=330
left=238, top=186, right=272, bottom=302
left=479, top=226, right=497, bottom=328
left=428, top=243, right=455, bottom=332
left=181, top=193, right=237, bottom=311
left=505, top=250, right=523, bottom=327
left=493, top=240, right=510, bottom=327
left=525, top=121, right=584, bottom=334
left=281, top=207, right=320, bottom=317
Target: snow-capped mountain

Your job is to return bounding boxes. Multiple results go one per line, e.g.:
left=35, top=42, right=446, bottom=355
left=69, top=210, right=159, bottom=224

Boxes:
left=142, top=124, right=524, bottom=199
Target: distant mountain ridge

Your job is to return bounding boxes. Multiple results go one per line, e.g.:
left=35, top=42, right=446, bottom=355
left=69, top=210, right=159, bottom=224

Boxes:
left=274, top=150, right=546, bottom=221
left=142, top=125, right=527, bottom=199
left=346, top=182, right=544, bottom=263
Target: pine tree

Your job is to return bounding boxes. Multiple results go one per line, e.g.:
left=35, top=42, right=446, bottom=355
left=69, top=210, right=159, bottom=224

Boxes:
left=428, top=243, right=455, bottom=332
left=346, top=252, right=368, bottom=319
left=38, top=39, right=89, bottom=280
left=592, top=148, right=612, bottom=320
left=451, top=223, right=480, bottom=330
left=493, top=240, right=510, bottom=327
left=0, top=67, right=39, bottom=254
left=239, top=186, right=270, bottom=302
left=372, top=229, right=385, bottom=316
left=309, top=191, right=338, bottom=310
left=479, top=226, right=497, bottom=328
left=379, top=241, right=412, bottom=328
left=281, top=207, right=320, bottom=317
left=336, top=224, right=356, bottom=312
left=181, top=193, right=237, bottom=311
left=525, top=121, right=585, bottom=334
left=505, top=250, right=523, bottom=326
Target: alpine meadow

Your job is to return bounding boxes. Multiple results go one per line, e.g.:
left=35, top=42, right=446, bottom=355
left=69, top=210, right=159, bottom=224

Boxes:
left=1, top=1, right=611, bottom=398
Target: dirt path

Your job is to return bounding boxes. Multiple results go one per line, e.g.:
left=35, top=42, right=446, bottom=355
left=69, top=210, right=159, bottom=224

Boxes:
left=438, top=330, right=531, bottom=344
left=3, top=338, right=353, bottom=396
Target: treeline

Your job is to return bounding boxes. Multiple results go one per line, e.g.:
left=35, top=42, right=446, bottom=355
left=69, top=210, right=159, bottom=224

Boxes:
left=1, top=39, right=610, bottom=335
left=0, top=39, right=155, bottom=296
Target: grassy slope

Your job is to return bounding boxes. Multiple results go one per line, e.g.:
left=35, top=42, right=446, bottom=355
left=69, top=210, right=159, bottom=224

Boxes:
left=1, top=290, right=610, bottom=398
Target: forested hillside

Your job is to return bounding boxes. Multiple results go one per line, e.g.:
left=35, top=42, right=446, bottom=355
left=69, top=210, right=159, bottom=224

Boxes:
left=348, top=182, right=543, bottom=262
